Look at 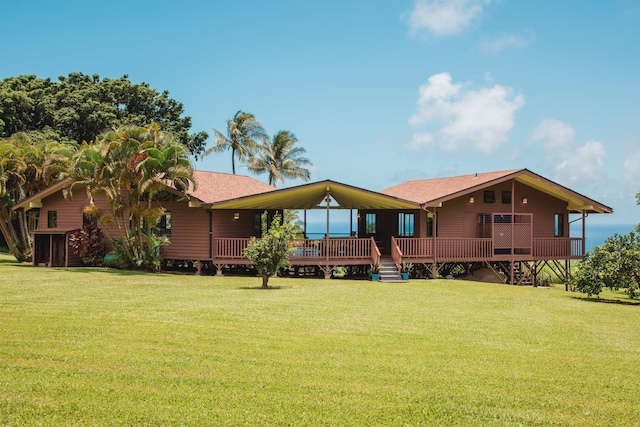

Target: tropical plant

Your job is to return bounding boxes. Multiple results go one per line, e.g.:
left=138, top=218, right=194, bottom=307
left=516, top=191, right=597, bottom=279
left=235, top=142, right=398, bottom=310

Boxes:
left=205, top=111, right=267, bottom=174
left=401, top=262, right=414, bottom=273
left=0, top=132, right=73, bottom=261
left=370, top=263, right=380, bottom=275
left=569, top=231, right=640, bottom=298
left=68, top=123, right=194, bottom=271
left=244, top=211, right=295, bottom=289
left=247, top=130, right=312, bottom=187
left=68, top=221, right=108, bottom=266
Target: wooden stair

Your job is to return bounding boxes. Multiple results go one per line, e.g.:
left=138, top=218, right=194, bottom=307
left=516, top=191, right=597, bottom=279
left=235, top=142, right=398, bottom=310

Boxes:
left=378, top=261, right=406, bottom=283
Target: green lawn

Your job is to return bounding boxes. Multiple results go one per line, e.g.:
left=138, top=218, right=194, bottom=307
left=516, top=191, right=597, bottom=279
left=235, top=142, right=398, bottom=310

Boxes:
left=1, top=253, right=639, bottom=426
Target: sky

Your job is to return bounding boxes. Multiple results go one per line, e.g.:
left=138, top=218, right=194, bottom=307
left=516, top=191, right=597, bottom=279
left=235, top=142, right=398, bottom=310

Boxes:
left=2, top=0, right=640, bottom=227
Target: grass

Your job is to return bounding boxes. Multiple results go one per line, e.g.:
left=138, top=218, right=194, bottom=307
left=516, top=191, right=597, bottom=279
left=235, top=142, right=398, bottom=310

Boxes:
left=1, top=253, right=639, bottom=426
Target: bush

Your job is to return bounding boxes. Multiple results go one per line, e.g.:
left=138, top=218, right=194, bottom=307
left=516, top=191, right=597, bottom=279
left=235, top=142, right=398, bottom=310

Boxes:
left=69, top=223, right=108, bottom=266
left=569, top=231, right=640, bottom=298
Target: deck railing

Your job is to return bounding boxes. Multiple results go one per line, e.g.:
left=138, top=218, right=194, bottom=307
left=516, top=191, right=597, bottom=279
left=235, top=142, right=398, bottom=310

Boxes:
left=533, top=238, right=583, bottom=259
left=436, top=238, right=494, bottom=261
left=214, top=237, right=251, bottom=259
left=213, top=236, right=584, bottom=263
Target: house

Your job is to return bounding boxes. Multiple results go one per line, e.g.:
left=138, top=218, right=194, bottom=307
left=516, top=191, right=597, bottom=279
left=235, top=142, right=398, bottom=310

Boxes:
left=13, top=168, right=611, bottom=285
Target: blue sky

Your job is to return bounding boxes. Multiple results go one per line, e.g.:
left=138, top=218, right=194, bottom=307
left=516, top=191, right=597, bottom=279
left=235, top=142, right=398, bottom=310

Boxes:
left=2, top=0, right=639, bottom=226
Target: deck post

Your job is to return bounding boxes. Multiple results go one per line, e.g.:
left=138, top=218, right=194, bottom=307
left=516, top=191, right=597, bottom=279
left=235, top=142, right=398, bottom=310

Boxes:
left=581, top=209, right=586, bottom=261
left=510, top=179, right=515, bottom=285
left=325, top=190, right=330, bottom=279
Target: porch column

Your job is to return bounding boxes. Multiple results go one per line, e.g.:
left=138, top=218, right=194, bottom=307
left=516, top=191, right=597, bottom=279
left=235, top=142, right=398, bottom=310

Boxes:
left=510, top=179, right=515, bottom=285
left=325, top=190, right=330, bottom=279
left=581, top=209, right=586, bottom=260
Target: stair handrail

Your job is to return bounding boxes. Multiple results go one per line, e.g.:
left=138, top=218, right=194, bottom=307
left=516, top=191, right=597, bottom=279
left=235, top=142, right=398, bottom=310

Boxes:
left=390, top=236, right=403, bottom=270
left=370, top=236, right=381, bottom=266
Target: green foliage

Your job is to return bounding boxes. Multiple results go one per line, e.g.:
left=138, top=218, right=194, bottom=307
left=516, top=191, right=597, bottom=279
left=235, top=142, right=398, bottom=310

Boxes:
left=0, top=133, right=73, bottom=261
left=244, top=212, right=295, bottom=288
left=247, top=130, right=312, bottom=187
left=69, top=123, right=193, bottom=271
left=401, top=262, right=414, bottom=273
left=332, top=265, right=346, bottom=278
left=111, top=232, right=169, bottom=271
left=68, top=222, right=108, bottom=266
left=0, top=73, right=208, bottom=157
left=569, top=231, right=640, bottom=298
left=205, top=110, right=266, bottom=174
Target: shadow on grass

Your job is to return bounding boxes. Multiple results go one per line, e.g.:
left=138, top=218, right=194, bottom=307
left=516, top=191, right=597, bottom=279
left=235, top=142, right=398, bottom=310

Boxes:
left=571, top=296, right=640, bottom=306
left=238, top=286, right=287, bottom=290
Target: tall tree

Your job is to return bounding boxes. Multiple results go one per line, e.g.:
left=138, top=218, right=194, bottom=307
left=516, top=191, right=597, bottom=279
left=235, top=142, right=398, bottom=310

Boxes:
left=0, top=73, right=208, bottom=158
left=0, top=133, right=73, bottom=261
left=69, top=123, right=194, bottom=271
left=247, top=130, right=312, bottom=187
left=205, top=111, right=266, bottom=174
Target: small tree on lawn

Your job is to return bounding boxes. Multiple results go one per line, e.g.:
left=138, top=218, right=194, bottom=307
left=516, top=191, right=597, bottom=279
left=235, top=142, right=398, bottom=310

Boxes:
left=244, top=211, right=295, bottom=289
left=569, top=231, right=640, bottom=299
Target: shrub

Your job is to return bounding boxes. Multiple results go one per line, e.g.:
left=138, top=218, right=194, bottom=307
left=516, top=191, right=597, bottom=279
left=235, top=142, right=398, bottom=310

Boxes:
left=69, top=223, right=108, bottom=266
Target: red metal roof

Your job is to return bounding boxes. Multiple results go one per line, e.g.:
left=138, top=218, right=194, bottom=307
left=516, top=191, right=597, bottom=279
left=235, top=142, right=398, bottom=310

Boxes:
left=186, top=170, right=275, bottom=204
left=381, top=169, right=523, bottom=204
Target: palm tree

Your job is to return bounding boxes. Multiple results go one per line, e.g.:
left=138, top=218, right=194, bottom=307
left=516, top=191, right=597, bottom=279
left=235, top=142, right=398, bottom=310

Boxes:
left=69, top=123, right=194, bottom=270
left=204, top=111, right=267, bottom=174
left=0, top=133, right=72, bottom=261
left=247, top=130, right=312, bottom=187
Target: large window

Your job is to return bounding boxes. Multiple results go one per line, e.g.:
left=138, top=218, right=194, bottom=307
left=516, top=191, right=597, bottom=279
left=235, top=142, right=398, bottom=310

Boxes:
left=47, top=211, right=57, bottom=228
left=554, top=213, right=564, bottom=237
left=398, top=212, right=415, bottom=237
left=365, top=213, right=376, bottom=234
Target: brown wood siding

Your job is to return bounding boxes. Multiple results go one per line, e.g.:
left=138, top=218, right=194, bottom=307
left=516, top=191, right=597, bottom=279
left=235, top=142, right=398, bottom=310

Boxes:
left=435, top=180, right=568, bottom=239
left=212, top=209, right=261, bottom=238
left=154, top=198, right=210, bottom=260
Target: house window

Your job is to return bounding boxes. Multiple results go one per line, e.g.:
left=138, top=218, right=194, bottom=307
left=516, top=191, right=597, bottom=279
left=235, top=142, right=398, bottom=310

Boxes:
left=154, top=212, right=172, bottom=236
left=365, top=213, right=376, bottom=234
left=47, top=211, right=57, bottom=228
left=484, top=191, right=495, bottom=203
left=398, top=213, right=415, bottom=237
left=554, top=213, right=564, bottom=237
left=502, top=191, right=511, bottom=204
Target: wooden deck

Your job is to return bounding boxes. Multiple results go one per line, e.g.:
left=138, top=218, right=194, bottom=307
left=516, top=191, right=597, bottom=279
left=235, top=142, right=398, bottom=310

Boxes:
left=212, top=236, right=583, bottom=267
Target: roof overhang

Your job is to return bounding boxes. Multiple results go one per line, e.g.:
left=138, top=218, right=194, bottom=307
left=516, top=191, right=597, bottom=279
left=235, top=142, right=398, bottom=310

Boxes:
left=209, top=180, right=420, bottom=210
left=12, top=178, right=72, bottom=212
left=423, top=169, right=612, bottom=214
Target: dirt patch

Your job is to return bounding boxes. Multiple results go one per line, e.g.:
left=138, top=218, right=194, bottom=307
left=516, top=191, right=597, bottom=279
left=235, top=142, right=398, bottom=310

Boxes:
left=459, top=267, right=504, bottom=284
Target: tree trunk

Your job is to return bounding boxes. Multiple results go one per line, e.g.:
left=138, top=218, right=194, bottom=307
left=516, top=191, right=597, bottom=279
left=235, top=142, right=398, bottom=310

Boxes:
left=261, top=274, right=270, bottom=289
left=0, top=206, right=29, bottom=262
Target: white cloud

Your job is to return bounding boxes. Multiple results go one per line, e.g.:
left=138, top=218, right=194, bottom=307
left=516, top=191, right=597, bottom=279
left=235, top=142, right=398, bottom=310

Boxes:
left=407, top=72, right=525, bottom=154
left=553, top=140, right=606, bottom=186
left=530, top=118, right=576, bottom=159
left=479, top=31, right=536, bottom=55
left=407, top=0, right=493, bottom=37
left=406, top=132, right=435, bottom=151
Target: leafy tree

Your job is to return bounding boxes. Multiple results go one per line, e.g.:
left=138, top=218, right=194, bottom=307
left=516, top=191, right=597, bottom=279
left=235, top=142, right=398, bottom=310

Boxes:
left=205, top=110, right=266, bottom=174
left=244, top=212, right=295, bottom=289
left=569, top=231, right=640, bottom=299
left=0, top=73, right=208, bottom=158
left=247, top=130, right=312, bottom=187
left=0, top=133, right=73, bottom=261
left=69, top=123, right=194, bottom=271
